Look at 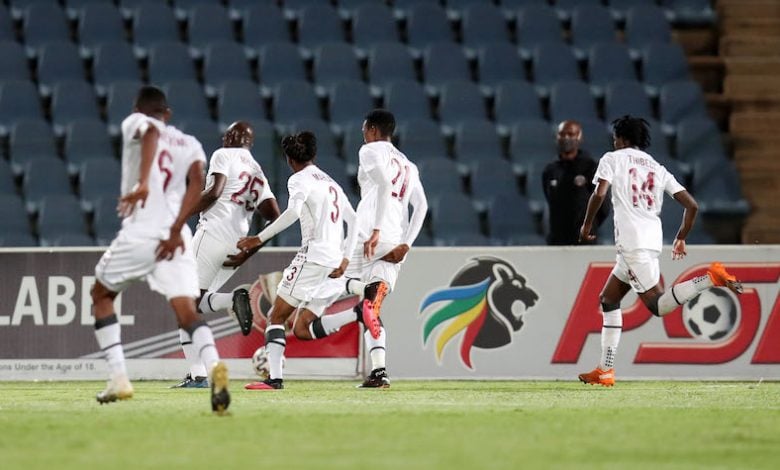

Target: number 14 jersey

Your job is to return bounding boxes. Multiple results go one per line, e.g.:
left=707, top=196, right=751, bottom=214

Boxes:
left=594, top=147, right=685, bottom=252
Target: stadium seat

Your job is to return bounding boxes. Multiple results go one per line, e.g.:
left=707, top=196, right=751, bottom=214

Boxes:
left=516, top=5, right=564, bottom=59
left=405, top=3, right=453, bottom=52
left=65, top=119, right=114, bottom=169
left=675, top=117, right=728, bottom=164
left=523, top=162, right=548, bottom=212
left=438, top=81, right=488, bottom=128
left=313, top=155, right=353, bottom=194
left=281, top=0, right=322, bottom=15
left=435, top=233, right=502, bottom=247
left=0, top=194, right=33, bottom=236
left=0, top=80, right=43, bottom=130
left=644, top=119, right=673, bottom=161
left=556, top=0, right=603, bottom=21
left=0, top=159, right=16, bottom=195
left=429, top=192, right=482, bottom=238
left=470, top=159, right=519, bottom=207
left=351, top=4, right=400, bottom=52
left=216, top=80, right=266, bottom=128
left=418, top=158, right=464, bottom=196
left=0, top=232, right=38, bottom=247
left=532, top=42, right=580, bottom=93
left=274, top=222, right=302, bottom=247
left=313, top=42, right=362, bottom=91
left=642, top=42, right=691, bottom=96
left=367, top=42, right=416, bottom=89
left=587, top=42, right=637, bottom=95
left=258, top=42, right=307, bottom=92
left=423, top=42, right=471, bottom=92
left=178, top=119, right=222, bottom=159
left=187, top=4, right=235, bottom=49
left=452, top=119, right=503, bottom=165
left=624, top=4, right=672, bottom=56
left=508, top=119, right=556, bottom=172
left=507, top=233, right=546, bottom=246
left=92, top=42, right=141, bottom=92
left=78, top=2, right=125, bottom=49
left=570, top=5, right=617, bottom=59
left=660, top=0, right=716, bottom=26
left=36, top=42, right=86, bottom=91
left=41, top=233, right=96, bottom=247
left=577, top=118, right=612, bottom=158
left=163, top=80, right=211, bottom=126
left=397, top=118, right=448, bottom=160
left=147, top=42, right=198, bottom=84
left=23, top=157, right=73, bottom=204
left=22, top=2, right=71, bottom=50
left=106, top=80, right=143, bottom=131
left=297, top=4, right=346, bottom=51
left=92, top=196, right=121, bottom=245
left=461, top=3, right=510, bottom=51
left=549, top=80, right=599, bottom=123
left=272, top=80, right=321, bottom=127
left=609, top=0, right=657, bottom=21
left=477, top=44, right=527, bottom=90
left=79, top=158, right=120, bottom=207
left=9, top=119, right=58, bottom=168
left=659, top=80, right=708, bottom=131
left=412, top=230, right=434, bottom=247
left=340, top=121, right=365, bottom=160
left=660, top=194, right=715, bottom=244
left=288, top=118, right=340, bottom=159
left=50, top=80, right=100, bottom=129
left=383, top=80, right=432, bottom=121
left=203, top=42, right=253, bottom=90
left=242, top=3, right=291, bottom=50
left=245, top=119, right=277, bottom=171
left=132, top=3, right=180, bottom=49
left=494, top=81, right=544, bottom=129
left=692, top=159, right=750, bottom=216
left=487, top=191, right=536, bottom=241
left=604, top=80, right=653, bottom=123
left=328, top=80, right=374, bottom=131
left=37, top=194, right=89, bottom=242
left=0, top=41, right=30, bottom=82
left=0, top=5, right=13, bottom=42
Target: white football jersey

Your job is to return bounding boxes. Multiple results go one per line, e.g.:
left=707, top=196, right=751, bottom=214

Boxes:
left=594, top=147, right=685, bottom=252
left=356, top=141, right=422, bottom=245
left=120, top=113, right=207, bottom=237
left=197, top=147, right=274, bottom=243
left=287, top=165, right=352, bottom=268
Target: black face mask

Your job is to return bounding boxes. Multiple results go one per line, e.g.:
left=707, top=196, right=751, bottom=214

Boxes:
left=558, top=138, right=578, bottom=154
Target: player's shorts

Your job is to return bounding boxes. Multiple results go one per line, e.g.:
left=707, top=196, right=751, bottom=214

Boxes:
left=193, top=228, right=240, bottom=292
left=344, top=241, right=402, bottom=292
left=612, top=249, right=661, bottom=294
left=95, top=228, right=200, bottom=301
left=275, top=248, right=334, bottom=308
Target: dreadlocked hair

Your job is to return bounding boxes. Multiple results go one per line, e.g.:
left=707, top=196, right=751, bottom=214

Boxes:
left=611, top=115, right=651, bottom=150
left=281, top=131, right=317, bottom=163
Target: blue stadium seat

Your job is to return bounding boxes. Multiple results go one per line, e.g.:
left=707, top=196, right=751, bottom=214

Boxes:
left=22, top=2, right=71, bottom=50
left=430, top=192, right=482, bottom=238
left=133, top=3, right=180, bottom=49
left=660, top=0, right=716, bottom=26
left=41, top=233, right=96, bottom=247
left=502, top=0, right=547, bottom=11
left=405, top=3, right=453, bottom=52
left=188, top=4, right=235, bottom=50
left=163, top=80, right=211, bottom=125
left=178, top=119, right=222, bottom=159
left=461, top=3, right=510, bottom=51
left=0, top=194, right=33, bottom=236
left=423, top=42, right=471, bottom=91
left=51, top=80, right=101, bottom=129
left=418, top=158, right=463, bottom=196
left=477, top=43, right=527, bottom=90
left=106, top=80, right=143, bottom=131
left=245, top=119, right=277, bottom=171
left=604, top=80, right=653, bottom=123
left=0, top=80, right=43, bottom=129
left=608, top=0, right=657, bottom=21
left=289, top=118, right=340, bottom=159
left=203, top=42, right=253, bottom=89
left=313, top=42, right=362, bottom=91
left=549, top=80, right=599, bottom=123
left=272, top=80, right=321, bottom=127
left=642, top=42, right=691, bottom=96
left=297, top=4, right=346, bottom=51
left=147, top=42, right=197, bottom=84
left=660, top=194, right=715, bottom=244
left=438, top=81, right=487, bottom=128
left=397, top=118, right=447, bottom=159
left=340, top=120, right=365, bottom=160
left=383, top=80, right=432, bottom=121
left=23, top=157, right=73, bottom=204
left=487, top=191, right=536, bottom=241
left=516, top=5, right=564, bottom=59
left=0, top=159, right=16, bottom=195
left=692, top=158, right=750, bottom=216
left=470, top=159, right=519, bottom=207
left=578, top=118, right=612, bottom=158
left=313, top=155, right=353, bottom=193
left=0, top=41, right=30, bottom=82
left=625, top=4, right=672, bottom=56
left=659, top=80, right=708, bottom=131
left=523, top=162, right=549, bottom=213
left=37, top=194, right=89, bottom=242
left=258, top=42, right=307, bottom=92
left=0, top=5, right=13, bottom=42
left=79, top=158, right=120, bottom=206
left=329, top=80, right=374, bottom=131
left=452, top=119, right=503, bottom=165
left=0, top=232, right=38, bottom=247
left=37, top=42, right=86, bottom=92
left=570, top=4, right=617, bottom=59
left=367, top=43, right=417, bottom=89
left=556, top=0, right=603, bottom=21
left=532, top=42, right=580, bottom=93
left=242, top=3, right=291, bottom=50
left=216, top=80, right=266, bottom=128
left=92, top=196, right=121, bottom=245
left=9, top=119, right=57, bottom=168
left=412, top=230, right=434, bottom=247
left=92, top=42, right=141, bottom=92
left=587, top=42, right=637, bottom=95
left=435, top=233, right=502, bottom=247
left=274, top=222, right=302, bottom=247
left=351, top=4, right=400, bottom=51
left=78, top=2, right=125, bottom=49
left=675, top=117, right=728, bottom=164
left=508, top=119, right=556, bottom=172
left=65, top=119, right=114, bottom=169
left=644, top=119, right=673, bottom=161
left=493, top=81, right=544, bottom=129
left=507, top=233, right=546, bottom=246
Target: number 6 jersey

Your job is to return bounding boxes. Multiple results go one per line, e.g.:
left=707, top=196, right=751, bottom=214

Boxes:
left=197, top=147, right=274, bottom=243
left=594, top=147, right=685, bottom=252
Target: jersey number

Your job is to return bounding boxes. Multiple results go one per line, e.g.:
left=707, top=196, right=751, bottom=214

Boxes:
left=231, top=171, right=264, bottom=211
left=158, top=150, right=173, bottom=192
left=328, top=186, right=340, bottom=223
left=390, top=158, right=410, bottom=200
left=629, top=168, right=656, bottom=210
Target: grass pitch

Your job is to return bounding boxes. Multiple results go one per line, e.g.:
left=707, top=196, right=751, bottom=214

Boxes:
left=0, top=380, right=778, bottom=470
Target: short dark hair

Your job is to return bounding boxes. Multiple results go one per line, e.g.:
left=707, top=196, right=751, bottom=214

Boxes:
left=612, top=115, right=651, bottom=150
left=281, top=131, right=317, bottom=163
left=134, top=86, right=168, bottom=114
left=365, top=109, right=395, bottom=137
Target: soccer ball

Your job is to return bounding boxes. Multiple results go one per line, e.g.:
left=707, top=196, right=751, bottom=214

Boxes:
left=682, top=287, right=739, bottom=341
left=251, top=346, right=284, bottom=379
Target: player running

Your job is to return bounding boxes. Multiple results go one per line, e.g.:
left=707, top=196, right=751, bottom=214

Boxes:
left=236, top=131, right=360, bottom=390
left=90, top=86, right=230, bottom=414
left=577, top=115, right=743, bottom=387
left=171, top=121, right=280, bottom=389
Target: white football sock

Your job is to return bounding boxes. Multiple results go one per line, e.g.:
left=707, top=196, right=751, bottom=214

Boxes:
left=321, top=311, right=358, bottom=335
left=599, top=309, right=622, bottom=370
left=199, top=292, right=233, bottom=314
left=179, top=328, right=207, bottom=378
left=266, top=324, right=286, bottom=380
left=657, top=275, right=713, bottom=316
left=94, top=315, right=127, bottom=379
left=190, top=323, right=220, bottom=372
left=364, top=327, right=386, bottom=370
left=346, top=278, right=367, bottom=298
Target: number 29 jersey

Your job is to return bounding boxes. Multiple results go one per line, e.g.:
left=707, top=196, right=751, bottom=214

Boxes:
left=197, top=147, right=274, bottom=243
left=594, top=147, right=685, bottom=252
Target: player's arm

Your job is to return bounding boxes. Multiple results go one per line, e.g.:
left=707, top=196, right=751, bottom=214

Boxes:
left=237, top=196, right=303, bottom=253
left=671, top=190, right=699, bottom=260
left=225, top=198, right=282, bottom=268
left=382, top=181, right=428, bottom=264
left=330, top=200, right=358, bottom=278
left=156, top=160, right=206, bottom=261
left=192, top=173, right=226, bottom=215
left=579, top=178, right=610, bottom=243
left=362, top=149, right=392, bottom=258
left=118, top=125, right=159, bottom=217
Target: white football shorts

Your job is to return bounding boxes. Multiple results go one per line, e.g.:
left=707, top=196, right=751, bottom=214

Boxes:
left=192, top=228, right=240, bottom=292
left=345, top=241, right=402, bottom=292
left=95, top=228, right=200, bottom=300
left=612, top=249, right=662, bottom=294
left=275, top=249, right=334, bottom=308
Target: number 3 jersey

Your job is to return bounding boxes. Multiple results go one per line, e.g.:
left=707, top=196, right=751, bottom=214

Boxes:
left=594, top=147, right=685, bottom=252
left=197, top=147, right=274, bottom=243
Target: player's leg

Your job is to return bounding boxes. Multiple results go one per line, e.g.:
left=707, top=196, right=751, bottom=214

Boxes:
left=91, top=280, right=134, bottom=403
left=244, top=296, right=298, bottom=390
left=642, top=262, right=743, bottom=317
left=357, top=260, right=399, bottom=388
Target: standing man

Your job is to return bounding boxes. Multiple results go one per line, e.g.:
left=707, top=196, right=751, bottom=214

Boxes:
left=542, top=120, right=609, bottom=245
left=90, top=86, right=230, bottom=414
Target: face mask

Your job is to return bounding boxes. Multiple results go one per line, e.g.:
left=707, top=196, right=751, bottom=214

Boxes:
left=558, top=138, right=578, bottom=153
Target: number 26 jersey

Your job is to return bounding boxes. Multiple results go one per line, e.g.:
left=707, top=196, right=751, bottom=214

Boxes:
left=594, top=147, right=685, bottom=252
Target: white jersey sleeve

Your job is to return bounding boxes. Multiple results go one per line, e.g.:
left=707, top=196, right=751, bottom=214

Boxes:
left=207, top=149, right=230, bottom=176
left=402, top=176, right=428, bottom=246
left=663, top=169, right=685, bottom=196
left=121, top=112, right=164, bottom=144
left=593, top=152, right=615, bottom=185
left=287, top=171, right=311, bottom=205
left=359, top=145, right=392, bottom=231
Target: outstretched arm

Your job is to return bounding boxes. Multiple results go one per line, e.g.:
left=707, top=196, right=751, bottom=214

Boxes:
left=670, top=190, right=699, bottom=260
left=579, top=179, right=610, bottom=243
left=330, top=201, right=359, bottom=278
left=224, top=198, right=282, bottom=268
left=237, top=197, right=303, bottom=252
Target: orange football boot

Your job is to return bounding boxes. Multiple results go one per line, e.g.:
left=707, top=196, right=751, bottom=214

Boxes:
left=578, top=367, right=615, bottom=387
left=707, top=262, right=743, bottom=294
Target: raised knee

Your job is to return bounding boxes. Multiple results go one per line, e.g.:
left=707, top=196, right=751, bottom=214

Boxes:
left=600, top=295, right=620, bottom=313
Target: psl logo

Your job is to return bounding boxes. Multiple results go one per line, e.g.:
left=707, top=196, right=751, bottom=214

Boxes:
left=419, top=257, right=539, bottom=369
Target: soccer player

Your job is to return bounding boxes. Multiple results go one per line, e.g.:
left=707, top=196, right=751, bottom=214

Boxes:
left=236, top=131, right=359, bottom=390
left=91, top=86, right=230, bottom=414
left=171, top=121, right=280, bottom=389
left=285, top=109, right=428, bottom=389
left=577, top=115, right=743, bottom=387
